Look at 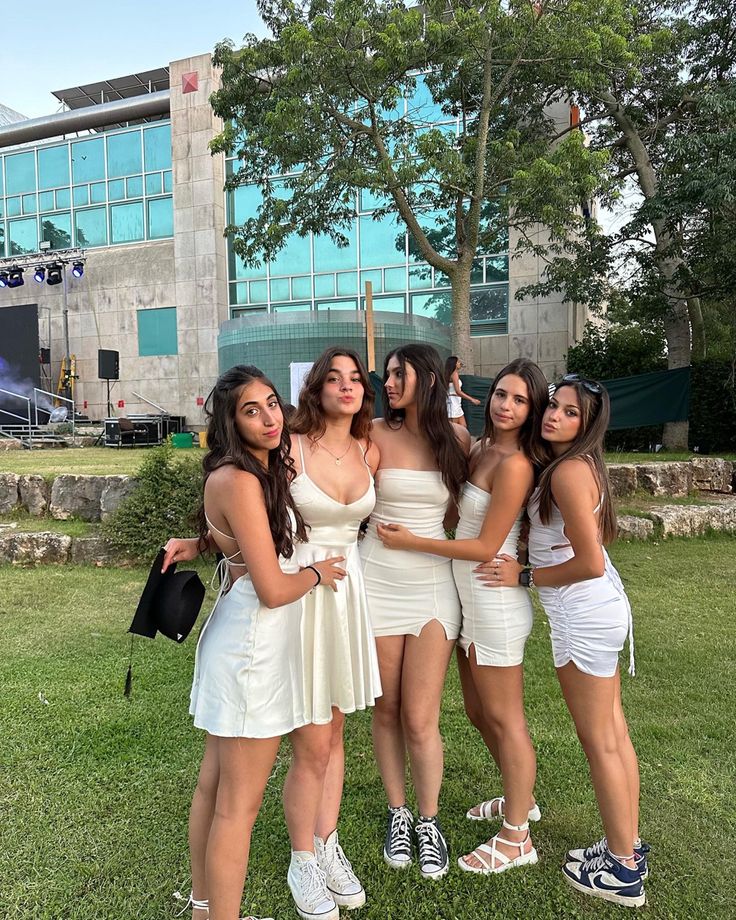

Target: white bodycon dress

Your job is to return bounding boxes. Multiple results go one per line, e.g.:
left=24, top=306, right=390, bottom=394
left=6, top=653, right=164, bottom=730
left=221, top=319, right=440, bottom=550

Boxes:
left=453, top=482, right=534, bottom=667
left=360, top=469, right=461, bottom=639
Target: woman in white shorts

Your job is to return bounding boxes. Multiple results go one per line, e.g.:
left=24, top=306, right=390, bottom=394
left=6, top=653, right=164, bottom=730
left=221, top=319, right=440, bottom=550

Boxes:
left=445, top=355, right=481, bottom=427
left=360, top=343, right=469, bottom=880
left=479, top=375, right=646, bottom=909
left=378, top=358, right=549, bottom=876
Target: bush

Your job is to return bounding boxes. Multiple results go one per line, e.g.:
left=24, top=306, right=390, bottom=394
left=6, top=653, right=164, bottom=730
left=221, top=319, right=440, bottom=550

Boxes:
left=102, top=443, right=203, bottom=562
left=689, top=359, right=736, bottom=453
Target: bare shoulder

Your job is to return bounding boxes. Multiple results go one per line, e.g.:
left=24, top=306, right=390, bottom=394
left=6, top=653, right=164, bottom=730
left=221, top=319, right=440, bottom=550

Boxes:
left=206, top=464, right=262, bottom=498
left=551, top=457, right=597, bottom=494
left=453, top=425, right=472, bottom=454
left=370, top=418, right=393, bottom=443
left=498, top=450, right=534, bottom=475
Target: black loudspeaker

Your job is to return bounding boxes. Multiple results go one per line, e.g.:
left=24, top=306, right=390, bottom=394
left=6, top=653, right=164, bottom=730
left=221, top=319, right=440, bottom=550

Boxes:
left=40, top=347, right=51, bottom=365
left=98, top=349, right=120, bottom=380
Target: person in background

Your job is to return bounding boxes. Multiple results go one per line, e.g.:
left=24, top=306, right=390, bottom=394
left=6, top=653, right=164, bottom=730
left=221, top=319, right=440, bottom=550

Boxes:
left=445, top=356, right=481, bottom=427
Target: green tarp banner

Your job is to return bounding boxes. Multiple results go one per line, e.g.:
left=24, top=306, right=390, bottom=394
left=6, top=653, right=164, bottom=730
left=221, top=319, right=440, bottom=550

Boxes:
left=369, top=367, right=690, bottom=437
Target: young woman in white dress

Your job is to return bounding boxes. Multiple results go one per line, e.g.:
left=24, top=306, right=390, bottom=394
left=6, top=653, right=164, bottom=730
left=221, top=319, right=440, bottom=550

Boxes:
left=377, top=358, right=549, bottom=875
left=477, top=375, right=646, bottom=908
left=164, top=351, right=381, bottom=920
left=445, top=355, right=481, bottom=427
left=359, top=343, right=470, bottom=880
left=176, top=365, right=346, bottom=920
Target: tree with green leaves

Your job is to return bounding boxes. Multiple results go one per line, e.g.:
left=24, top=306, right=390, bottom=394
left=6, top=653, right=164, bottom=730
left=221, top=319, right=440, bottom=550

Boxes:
left=210, top=0, right=631, bottom=364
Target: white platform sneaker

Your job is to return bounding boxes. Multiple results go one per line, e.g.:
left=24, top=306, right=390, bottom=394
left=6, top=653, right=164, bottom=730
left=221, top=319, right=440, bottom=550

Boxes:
left=287, top=851, right=339, bottom=920
left=314, top=829, right=366, bottom=909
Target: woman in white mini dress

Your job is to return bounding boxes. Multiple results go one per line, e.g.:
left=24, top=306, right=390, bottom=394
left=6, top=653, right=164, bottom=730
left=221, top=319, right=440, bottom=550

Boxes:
left=177, top=365, right=346, bottom=920
left=377, top=358, right=549, bottom=876
left=478, top=375, right=645, bottom=909
left=445, top=355, right=481, bottom=427
left=360, top=343, right=469, bottom=880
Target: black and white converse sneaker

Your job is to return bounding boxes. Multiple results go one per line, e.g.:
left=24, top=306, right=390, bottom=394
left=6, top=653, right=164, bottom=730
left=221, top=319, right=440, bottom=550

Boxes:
left=383, top=805, right=414, bottom=869
left=415, top=815, right=449, bottom=880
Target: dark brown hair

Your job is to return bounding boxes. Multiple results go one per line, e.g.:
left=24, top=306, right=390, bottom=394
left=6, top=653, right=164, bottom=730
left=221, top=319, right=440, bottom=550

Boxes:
left=383, top=343, right=468, bottom=502
left=197, top=365, right=307, bottom=558
left=480, top=358, right=550, bottom=472
left=290, top=346, right=374, bottom=443
left=444, top=355, right=459, bottom=385
left=536, top=377, right=617, bottom=544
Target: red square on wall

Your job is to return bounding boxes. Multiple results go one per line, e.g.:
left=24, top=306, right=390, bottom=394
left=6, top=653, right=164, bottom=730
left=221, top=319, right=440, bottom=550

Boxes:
left=182, top=71, right=199, bottom=94
left=196, top=396, right=204, bottom=406
left=117, top=400, right=125, bottom=408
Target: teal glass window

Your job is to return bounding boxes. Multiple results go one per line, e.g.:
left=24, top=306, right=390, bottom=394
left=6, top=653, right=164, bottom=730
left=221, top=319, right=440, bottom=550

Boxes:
left=249, top=280, right=268, bottom=301
left=41, top=213, right=72, bottom=250
left=471, top=286, right=508, bottom=323
left=384, top=266, right=407, bottom=292
left=75, top=208, right=108, bottom=247
left=485, top=256, right=509, bottom=282
left=8, top=217, right=38, bottom=255
left=143, top=124, right=172, bottom=172
left=0, top=223, right=4, bottom=256
left=336, top=271, right=358, bottom=295
left=145, top=173, right=162, bottom=196
left=73, top=185, right=89, bottom=207
left=359, top=215, right=404, bottom=268
left=408, top=73, right=447, bottom=125
left=6, top=152, right=36, bottom=195
left=313, top=223, right=357, bottom=271
left=126, top=176, right=143, bottom=198
left=270, top=277, right=290, bottom=301
left=360, top=269, right=382, bottom=293
left=315, top=298, right=357, bottom=311
left=6, top=196, right=21, bottom=217
left=371, top=295, right=405, bottom=313
left=409, top=265, right=432, bottom=290
left=111, top=202, right=144, bottom=243
left=71, top=138, right=105, bottom=183
left=314, top=274, right=335, bottom=298
left=38, top=146, right=69, bottom=190
left=147, top=197, right=173, bottom=239
left=0, top=165, right=3, bottom=195
left=230, top=184, right=262, bottom=225
left=471, top=259, right=484, bottom=284
left=39, top=191, right=55, bottom=212
left=108, top=179, right=125, bottom=201
left=269, top=233, right=311, bottom=276
left=22, top=194, right=37, bottom=215
left=412, top=291, right=451, bottom=324
left=107, top=131, right=142, bottom=177
left=90, top=182, right=106, bottom=204
left=163, top=170, right=172, bottom=193
left=138, top=306, right=178, bottom=356
left=55, top=188, right=71, bottom=209
left=273, top=301, right=310, bottom=313
left=0, top=199, right=3, bottom=218
left=230, top=282, right=248, bottom=305
left=291, top=276, right=312, bottom=299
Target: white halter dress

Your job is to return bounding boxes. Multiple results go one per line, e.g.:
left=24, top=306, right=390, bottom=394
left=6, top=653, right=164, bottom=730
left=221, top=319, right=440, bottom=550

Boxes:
left=360, top=469, right=461, bottom=639
left=527, top=487, right=635, bottom=678
left=190, top=511, right=308, bottom=738
left=290, top=436, right=382, bottom=721
left=453, top=481, right=534, bottom=667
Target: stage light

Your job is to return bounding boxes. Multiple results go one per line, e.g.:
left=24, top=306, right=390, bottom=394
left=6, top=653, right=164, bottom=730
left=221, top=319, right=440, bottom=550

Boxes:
left=7, top=266, right=24, bottom=288
left=46, top=263, right=63, bottom=286
left=71, top=261, right=84, bottom=278
left=0, top=271, right=8, bottom=288
left=34, top=266, right=46, bottom=283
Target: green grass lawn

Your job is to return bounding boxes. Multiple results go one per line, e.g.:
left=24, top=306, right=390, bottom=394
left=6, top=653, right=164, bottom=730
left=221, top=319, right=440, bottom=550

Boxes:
left=2, top=536, right=735, bottom=919
left=605, top=451, right=736, bottom=464
left=0, top=447, right=206, bottom=478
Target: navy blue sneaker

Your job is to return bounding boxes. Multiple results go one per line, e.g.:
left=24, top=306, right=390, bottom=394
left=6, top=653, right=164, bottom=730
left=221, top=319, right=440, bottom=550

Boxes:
left=567, top=836, right=650, bottom=879
left=563, top=850, right=645, bottom=908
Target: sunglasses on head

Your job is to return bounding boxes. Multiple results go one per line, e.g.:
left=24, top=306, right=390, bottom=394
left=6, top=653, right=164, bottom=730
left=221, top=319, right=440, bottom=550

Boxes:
left=559, top=373, right=603, bottom=395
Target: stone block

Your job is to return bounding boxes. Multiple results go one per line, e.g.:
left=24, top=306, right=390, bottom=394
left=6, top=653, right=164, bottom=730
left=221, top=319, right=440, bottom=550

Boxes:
left=18, top=475, right=49, bottom=516
left=690, top=458, right=733, bottom=494
left=509, top=334, right=538, bottom=362
left=0, top=439, right=23, bottom=451
left=636, top=462, right=692, bottom=498
left=648, top=502, right=736, bottom=538
left=617, top=515, right=655, bottom=540
left=537, top=302, right=569, bottom=334
left=50, top=475, right=105, bottom=522
left=608, top=465, right=638, bottom=498
left=0, top=473, right=19, bottom=512
left=100, top=476, right=138, bottom=520
left=70, top=535, right=119, bottom=565
left=0, top=532, right=72, bottom=565
left=508, top=303, right=539, bottom=336
left=538, top=331, right=570, bottom=365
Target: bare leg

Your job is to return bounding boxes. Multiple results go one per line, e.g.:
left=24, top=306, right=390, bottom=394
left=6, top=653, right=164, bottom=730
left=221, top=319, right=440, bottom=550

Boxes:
left=400, top=621, right=455, bottom=817
left=283, top=721, right=333, bottom=852
left=457, top=647, right=500, bottom=767
left=372, top=635, right=408, bottom=807
left=613, top=669, right=641, bottom=840
left=315, top=708, right=345, bottom=839
left=206, top=735, right=282, bottom=920
left=450, top=416, right=468, bottom=428
left=189, top=735, right=219, bottom=917
left=557, top=662, right=637, bottom=865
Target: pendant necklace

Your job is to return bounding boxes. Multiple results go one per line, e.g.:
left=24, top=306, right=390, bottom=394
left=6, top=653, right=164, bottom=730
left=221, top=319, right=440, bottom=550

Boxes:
left=317, top=436, right=354, bottom=466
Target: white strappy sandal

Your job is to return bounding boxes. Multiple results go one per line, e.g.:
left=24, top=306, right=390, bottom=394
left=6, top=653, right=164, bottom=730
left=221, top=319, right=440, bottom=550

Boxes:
left=173, top=890, right=274, bottom=920
left=457, top=818, right=539, bottom=875
left=466, top=795, right=541, bottom=823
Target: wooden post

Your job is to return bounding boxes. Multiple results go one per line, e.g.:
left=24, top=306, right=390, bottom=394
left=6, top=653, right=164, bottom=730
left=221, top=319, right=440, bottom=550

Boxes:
left=364, top=281, right=376, bottom=372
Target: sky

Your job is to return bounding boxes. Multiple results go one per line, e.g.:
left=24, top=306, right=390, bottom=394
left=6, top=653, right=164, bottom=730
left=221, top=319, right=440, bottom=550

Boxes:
left=0, top=1, right=267, bottom=119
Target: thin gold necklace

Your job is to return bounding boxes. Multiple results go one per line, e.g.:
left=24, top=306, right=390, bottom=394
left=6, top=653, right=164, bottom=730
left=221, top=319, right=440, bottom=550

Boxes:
left=317, top=435, right=354, bottom=465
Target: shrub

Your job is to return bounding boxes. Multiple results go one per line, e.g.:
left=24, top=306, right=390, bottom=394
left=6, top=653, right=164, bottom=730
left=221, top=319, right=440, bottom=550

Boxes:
left=102, top=443, right=203, bottom=562
left=689, top=359, right=736, bottom=453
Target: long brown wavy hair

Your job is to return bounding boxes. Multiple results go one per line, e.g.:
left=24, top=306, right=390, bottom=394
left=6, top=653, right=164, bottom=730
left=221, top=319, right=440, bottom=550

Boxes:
left=197, top=365, right=307, bottom=558
left=382, top=343, right=468, bottom=503
left=480, top=358, right=550, bottom=473
left=290, top=346, right=375, bottom=443
left=536, top=377, right=617, bottom=545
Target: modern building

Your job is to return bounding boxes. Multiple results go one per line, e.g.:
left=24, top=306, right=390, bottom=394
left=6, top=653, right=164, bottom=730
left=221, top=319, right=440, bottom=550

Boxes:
left=0, top=53, right=584, bottom=425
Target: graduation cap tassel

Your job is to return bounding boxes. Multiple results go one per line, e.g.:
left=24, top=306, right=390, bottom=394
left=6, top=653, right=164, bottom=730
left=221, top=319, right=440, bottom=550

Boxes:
left=124, top=635, right=135, bottom=698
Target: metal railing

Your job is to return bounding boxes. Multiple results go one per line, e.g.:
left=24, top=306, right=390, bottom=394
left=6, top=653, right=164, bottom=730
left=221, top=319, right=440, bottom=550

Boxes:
left=33, top=388, right=75, bottom=439
left=0, top=387, right=32, bottom=445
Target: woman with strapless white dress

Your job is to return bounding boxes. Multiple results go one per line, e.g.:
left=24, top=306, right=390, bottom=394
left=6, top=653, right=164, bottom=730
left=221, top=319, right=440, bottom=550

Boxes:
left=377, top=358, right=550, bottom=877
left=360, top=343, right=469, bottom=881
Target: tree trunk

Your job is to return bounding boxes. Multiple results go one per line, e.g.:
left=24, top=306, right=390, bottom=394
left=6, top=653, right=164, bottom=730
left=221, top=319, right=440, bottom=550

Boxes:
left=687, top=296, right=706, bottom=361
left=451, top=270, right=474, bottom=367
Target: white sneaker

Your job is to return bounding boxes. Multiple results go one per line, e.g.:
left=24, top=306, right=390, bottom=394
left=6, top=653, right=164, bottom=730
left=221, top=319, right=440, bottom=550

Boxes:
left=287, top=851, right=339, bottom=920
left=315, top=829, right=366, bottom=909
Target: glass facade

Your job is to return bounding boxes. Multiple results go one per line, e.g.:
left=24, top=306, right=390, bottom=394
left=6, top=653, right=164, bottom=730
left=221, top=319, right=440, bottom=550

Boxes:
left=0, top=123, right=173, bottom=256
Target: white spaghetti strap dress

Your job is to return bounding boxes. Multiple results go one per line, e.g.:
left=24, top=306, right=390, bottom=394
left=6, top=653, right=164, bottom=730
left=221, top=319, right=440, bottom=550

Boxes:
left=453, top=482, right=534, bottom=667
left=290, top=436, right=382, bottom=721
left=360, top=469, right=461, bottom=639
left=189, top=512, right=308, bottom=738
